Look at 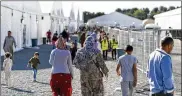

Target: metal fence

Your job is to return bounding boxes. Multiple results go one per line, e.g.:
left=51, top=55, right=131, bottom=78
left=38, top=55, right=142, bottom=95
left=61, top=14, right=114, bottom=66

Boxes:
left=109, top=28, right=181, bottom=94
left=109, top=28, right=181, bottom=72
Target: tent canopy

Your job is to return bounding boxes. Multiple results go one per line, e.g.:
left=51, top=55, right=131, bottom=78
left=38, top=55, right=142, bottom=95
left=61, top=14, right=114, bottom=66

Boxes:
left=87, top=12, right=142, bottom=28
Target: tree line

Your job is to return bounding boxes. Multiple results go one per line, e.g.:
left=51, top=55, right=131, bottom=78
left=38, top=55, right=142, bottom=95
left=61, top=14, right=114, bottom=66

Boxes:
left=83, top=6, right=181, bottom=23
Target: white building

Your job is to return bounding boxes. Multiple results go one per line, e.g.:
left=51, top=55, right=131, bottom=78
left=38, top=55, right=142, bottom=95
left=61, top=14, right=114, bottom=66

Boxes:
left=87, top=12, right=143, bottom=28
left=1, top=1, right=43, bottom=56
left=154, top=8, right=181, bottom=29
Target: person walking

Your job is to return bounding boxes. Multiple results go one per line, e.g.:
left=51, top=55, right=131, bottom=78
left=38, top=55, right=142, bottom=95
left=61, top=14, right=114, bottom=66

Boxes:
left=147, top=37, right=174, bottom=96
left=73, top=36, right=109, bottom=96
left=3, top=52, right=13, bottom=87
left=3, top=31, right=17, bottom=61
left=46, top=30, right=52, bottom=44
left=54, top=31, right=58, bottom=37
left=61, top=29, right=69, bottom=42
left=101, top=36, right=109, bottom=60
left=110, top=36, right=118, bottom=60
left=70, top=42, right=77, bottom=62
left=116, top=45, right=138, bottom=96
left=49, top=37, right=73, bottom=96
left=52, top=34, right=58, bottom=49
left=80, top=32, right=86, bottom=48
left=27, top=52, right=41, bottom=82
left=91, top=32, right=101, bottom=51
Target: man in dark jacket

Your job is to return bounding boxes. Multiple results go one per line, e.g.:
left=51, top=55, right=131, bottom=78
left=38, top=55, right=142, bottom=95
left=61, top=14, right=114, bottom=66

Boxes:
left=61, top=29, right=69, bottom=42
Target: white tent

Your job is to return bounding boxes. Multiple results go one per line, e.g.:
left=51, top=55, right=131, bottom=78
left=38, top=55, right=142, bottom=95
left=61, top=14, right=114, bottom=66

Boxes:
left=154, top=8, right=181, bottom=29
left=1, top=1, right=43, bottom=56
left=87, top=12, right=143, bottom=28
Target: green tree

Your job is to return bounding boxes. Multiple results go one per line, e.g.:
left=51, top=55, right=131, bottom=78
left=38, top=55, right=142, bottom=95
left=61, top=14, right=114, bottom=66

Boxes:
left=115, top=8, right=122, bottom=13
left=83, top=11, right=105, bottom=23
left=152, top=7, right=159, bottom=13
left=143, top=8, right=150, bottom=14
left=130, top=8, right=138, bottom=14
left=159, top=6, right=167, bottom=12
left=133, top=9, right=146, bottom=20
left=168, top=6, right=176, bottom=11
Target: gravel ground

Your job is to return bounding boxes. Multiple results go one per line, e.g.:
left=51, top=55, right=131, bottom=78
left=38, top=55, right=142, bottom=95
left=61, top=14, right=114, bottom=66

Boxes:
left=0, top=52, right=150, bottom=96
left=1, top=35, right=181, bottom=96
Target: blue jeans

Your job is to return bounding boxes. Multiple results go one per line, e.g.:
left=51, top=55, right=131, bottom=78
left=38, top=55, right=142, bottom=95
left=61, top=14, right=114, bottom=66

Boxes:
left=32, top=68, right=37, bottom=80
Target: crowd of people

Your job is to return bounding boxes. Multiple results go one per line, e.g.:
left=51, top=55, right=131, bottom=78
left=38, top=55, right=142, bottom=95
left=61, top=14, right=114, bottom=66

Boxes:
left=2, top=26, right=175, bottom=96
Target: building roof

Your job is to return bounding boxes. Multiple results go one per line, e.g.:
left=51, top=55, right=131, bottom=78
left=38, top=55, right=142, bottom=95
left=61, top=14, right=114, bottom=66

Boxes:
left=154, top=8, right=181, bottom=18
left=87, top=12, right=142, bottom=28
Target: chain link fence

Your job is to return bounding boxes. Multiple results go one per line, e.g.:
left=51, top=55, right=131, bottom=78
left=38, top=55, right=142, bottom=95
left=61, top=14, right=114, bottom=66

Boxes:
left=109, top=28, right=181, bottom=95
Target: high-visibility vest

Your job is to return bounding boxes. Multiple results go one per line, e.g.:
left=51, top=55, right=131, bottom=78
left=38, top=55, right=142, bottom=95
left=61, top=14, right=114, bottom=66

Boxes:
left=101, top=40, right=108, bottom=51
left=110, top=39, right=118, bottom=49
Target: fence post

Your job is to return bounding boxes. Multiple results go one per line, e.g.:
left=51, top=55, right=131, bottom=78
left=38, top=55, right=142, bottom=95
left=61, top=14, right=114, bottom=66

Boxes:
left=142, top=29, right=145, bottom=74
left=128, top=29, right=131, bottom=45
left=153, top=29, right=156, bottom=51
left=157, top=30, right=161, bottom=48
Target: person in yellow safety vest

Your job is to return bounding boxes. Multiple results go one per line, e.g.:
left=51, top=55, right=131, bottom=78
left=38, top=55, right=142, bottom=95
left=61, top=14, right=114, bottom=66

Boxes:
left=101, top=36, right=109, bottom=60
left=110, top=37, right=118, bottom=60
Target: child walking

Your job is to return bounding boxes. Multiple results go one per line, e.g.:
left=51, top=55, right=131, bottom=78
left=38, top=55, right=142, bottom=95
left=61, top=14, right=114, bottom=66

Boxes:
left=3, top=52, right=13, bottom=87
left=27, top=52, right=40, bottom=82
left=116, top=45, right=138, bottom=96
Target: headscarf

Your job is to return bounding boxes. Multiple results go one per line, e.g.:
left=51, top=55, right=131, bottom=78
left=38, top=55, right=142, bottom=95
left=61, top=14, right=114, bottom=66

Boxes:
left=90, top=32, right=100, bottom=51
left=84, top=36, right=100, bottom=53
left=55, top=37, right=65, bottom=49
left=91, top=32, right=97, bottom=41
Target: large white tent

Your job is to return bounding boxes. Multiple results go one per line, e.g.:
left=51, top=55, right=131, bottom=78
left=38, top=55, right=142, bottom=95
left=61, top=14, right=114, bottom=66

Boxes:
left=1, top=1, right=43, bottom=56
left=154, top=8, right=181, bottom=29
left=87, top=12, right=143, bottom=28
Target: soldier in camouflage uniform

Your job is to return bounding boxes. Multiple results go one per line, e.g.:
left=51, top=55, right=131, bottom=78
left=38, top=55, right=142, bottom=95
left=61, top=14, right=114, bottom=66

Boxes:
left=73, top=36, right=109, bottom=96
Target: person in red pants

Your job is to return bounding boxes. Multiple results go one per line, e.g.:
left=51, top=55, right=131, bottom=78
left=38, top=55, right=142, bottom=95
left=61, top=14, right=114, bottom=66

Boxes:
left=49, top=37, right=73, bottom=96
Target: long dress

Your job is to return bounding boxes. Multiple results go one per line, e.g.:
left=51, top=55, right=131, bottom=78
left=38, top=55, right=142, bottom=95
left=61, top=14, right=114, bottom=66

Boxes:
left=73, top=48, right=109, bottom=96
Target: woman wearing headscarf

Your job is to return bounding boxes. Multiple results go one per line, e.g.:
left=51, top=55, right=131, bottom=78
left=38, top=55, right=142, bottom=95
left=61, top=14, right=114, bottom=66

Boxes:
left=90, top=32, right=101, bottom=52
left=49, top=37, right=73, bottom=96
left=73, top=36, right=109, bottom=96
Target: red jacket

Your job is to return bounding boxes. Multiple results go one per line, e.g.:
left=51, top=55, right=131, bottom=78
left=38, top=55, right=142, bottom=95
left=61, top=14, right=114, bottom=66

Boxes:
left=46, top=31, right=52, bottom=38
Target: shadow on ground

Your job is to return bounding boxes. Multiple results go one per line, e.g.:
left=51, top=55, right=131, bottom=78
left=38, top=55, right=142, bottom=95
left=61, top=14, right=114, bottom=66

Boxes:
left=1, top=35, right=79, bottom=71
left=8, top=87, right=34, bottom=94
left=1, top=45, right=52, bottom=70
left=35, top=81, right=50, bottom=85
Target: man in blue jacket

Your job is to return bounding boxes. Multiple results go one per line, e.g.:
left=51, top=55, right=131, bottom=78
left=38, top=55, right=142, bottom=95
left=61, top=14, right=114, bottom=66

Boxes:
left=147, top=36, right=174, bottom=96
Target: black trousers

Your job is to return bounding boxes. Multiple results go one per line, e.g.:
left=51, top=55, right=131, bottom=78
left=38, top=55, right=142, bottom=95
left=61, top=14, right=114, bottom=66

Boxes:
left=47, top=37, right=51, bottom=43
left=112, top=49, right=116, bottom=60
left=103, top=50, right=108, bottom=60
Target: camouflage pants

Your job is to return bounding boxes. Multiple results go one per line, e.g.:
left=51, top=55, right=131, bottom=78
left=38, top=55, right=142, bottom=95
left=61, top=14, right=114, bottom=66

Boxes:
left=81, top=79, right=104, bottom=96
